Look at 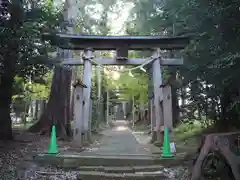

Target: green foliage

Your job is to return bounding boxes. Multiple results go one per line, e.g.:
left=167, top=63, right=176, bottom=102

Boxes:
left=16, top=1, right=63, bottom=79
left=12, top=72, right=52, bottom=101
left=28, top=72, right=52, bottom=99
left=1, top=0, right=63, bottom=103
left=174, top=121, right=204, bottom=140
left=113, top=71, right=148, bottom=103
left=126, top=0, right=240, bottom=128
left=0, top=0, right=62, bottom=98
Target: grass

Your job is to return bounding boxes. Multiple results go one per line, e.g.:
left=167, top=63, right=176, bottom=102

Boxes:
left=150, top=121, right=207, bottom=152
left=174, top=120, right=206, bottom=141
left=130, top=119, right=206, bottom=148
left=131, top=119, right=206, bottom=141
left=172, top=121, right=206, bottom=155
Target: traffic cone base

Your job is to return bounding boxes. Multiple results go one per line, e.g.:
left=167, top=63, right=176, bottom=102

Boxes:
left=161, top=127, right=174, bottom=158
left=161, top=153, right=173, bottom=158
left=48, top=125, right=58, bottom=154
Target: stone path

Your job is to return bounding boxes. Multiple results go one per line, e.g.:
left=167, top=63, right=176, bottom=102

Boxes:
left=33, top=120, right=188, bottom=179
left=86, top=120, right=150, bottom=156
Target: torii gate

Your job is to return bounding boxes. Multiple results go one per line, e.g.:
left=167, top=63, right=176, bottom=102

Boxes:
left=108, top=89, right=132, bottom=121
left=44, top=33, right=190, bottom=143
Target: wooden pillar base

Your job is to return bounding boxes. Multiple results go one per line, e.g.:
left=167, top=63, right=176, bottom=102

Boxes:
left=151, top=131, right=158, bottom=143
left=157, top=131, right=164, bottom=145
left=73, top=133, right=84, bottom=147
left=82, top=130, right=92, bottom=144
left=150, top=129, right=164, bottom=146
left=86, top=130, right=91, bottom=142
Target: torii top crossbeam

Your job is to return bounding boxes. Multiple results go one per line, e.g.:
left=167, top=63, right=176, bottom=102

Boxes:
left=43, top=33, right=190, bottom=50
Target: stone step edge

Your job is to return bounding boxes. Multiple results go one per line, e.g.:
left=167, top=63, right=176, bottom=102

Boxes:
left=77, top=171, right=166, bottom=178
left=77, top=165, right=164, bottom=173
left=34, top=153, right=186, bottom=168
left=35, top=153, right=157, bottom=160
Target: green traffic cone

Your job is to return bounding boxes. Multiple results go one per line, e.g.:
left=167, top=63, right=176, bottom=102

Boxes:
left=161, top=127, right=173, bottom=158
left=48, top=125, right=58, bottom=154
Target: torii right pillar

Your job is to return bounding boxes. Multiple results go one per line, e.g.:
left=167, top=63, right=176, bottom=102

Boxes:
left=152, top=52, right=176, bottom=144
left=161, top=84, right=173, bottom=132
left=152, top=54, right=164, bottom=143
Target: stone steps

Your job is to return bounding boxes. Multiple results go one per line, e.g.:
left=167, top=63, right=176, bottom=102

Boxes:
left=34, top=153, right=163, bottom=167
left=77, top=165, right=164, bottom=173
left=75, top=163, right=168, bottom=179
left=77, top=171, right=167, bottom=180
left=34, top=152, right=184, bottom=168
left=33, top=153, right=186, bottom=179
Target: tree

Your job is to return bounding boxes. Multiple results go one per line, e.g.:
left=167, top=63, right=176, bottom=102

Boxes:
left=125, top=1, right=240, bottom=178
left=105, top=65, right=149, bottom=122
left=28, top=0, right=73, bottom=136
left=29, top=66, right=72, bottom=137
left=11, top=73, right=51, bottom=121
left=126, top=0, right=240, bottom=129
left=29, top=0, right=122, bottom=137
left=0, top=0, right=24, bottom=140
left=0, top=0, right=62, bottom=140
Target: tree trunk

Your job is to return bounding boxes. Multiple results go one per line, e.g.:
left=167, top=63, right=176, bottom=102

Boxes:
left=0, top=48, right=16, bottom=140
left=218, top=86, right=238, bottom=130
left=28, top=66, right=72, bottom=138
left=34, top=100, right=39, bottom=120
left=172, top=86, right=179, bottom=126
left=0, top=78, right=14, bottom=140
left=191, top=133, right=239, bottom=180
left=197, top=105, right=202, bottom=120
left=0, top=2, right=23, bottom=140
left=170, top=71, right=179, bottom=127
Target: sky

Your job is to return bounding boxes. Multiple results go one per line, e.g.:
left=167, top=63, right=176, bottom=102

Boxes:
left=108, top=2, right=134, bottom=35
left=96, top=1, right=134, bottom=81
left=53, top=0, right=134, bottom=80
left=53, top=0, right=134, bottom=35
left=83, top=1, right=134, bottom=35
left=106, top=1, right=134, bottom=80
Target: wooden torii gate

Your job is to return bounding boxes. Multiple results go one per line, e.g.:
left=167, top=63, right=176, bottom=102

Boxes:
left=44, top=33, right=190, bottom=143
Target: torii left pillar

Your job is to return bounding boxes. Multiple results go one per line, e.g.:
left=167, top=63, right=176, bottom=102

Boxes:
left=82, top=48, right=93, bottom=142
left=73, top=80, right=87, bottom=146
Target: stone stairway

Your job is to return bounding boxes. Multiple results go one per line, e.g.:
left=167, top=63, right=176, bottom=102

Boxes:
left=34, top=153, right=173, bottom=180
left=76, top=169, right=167, bottom=180
left=32, top=120, right=183, bottom=179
